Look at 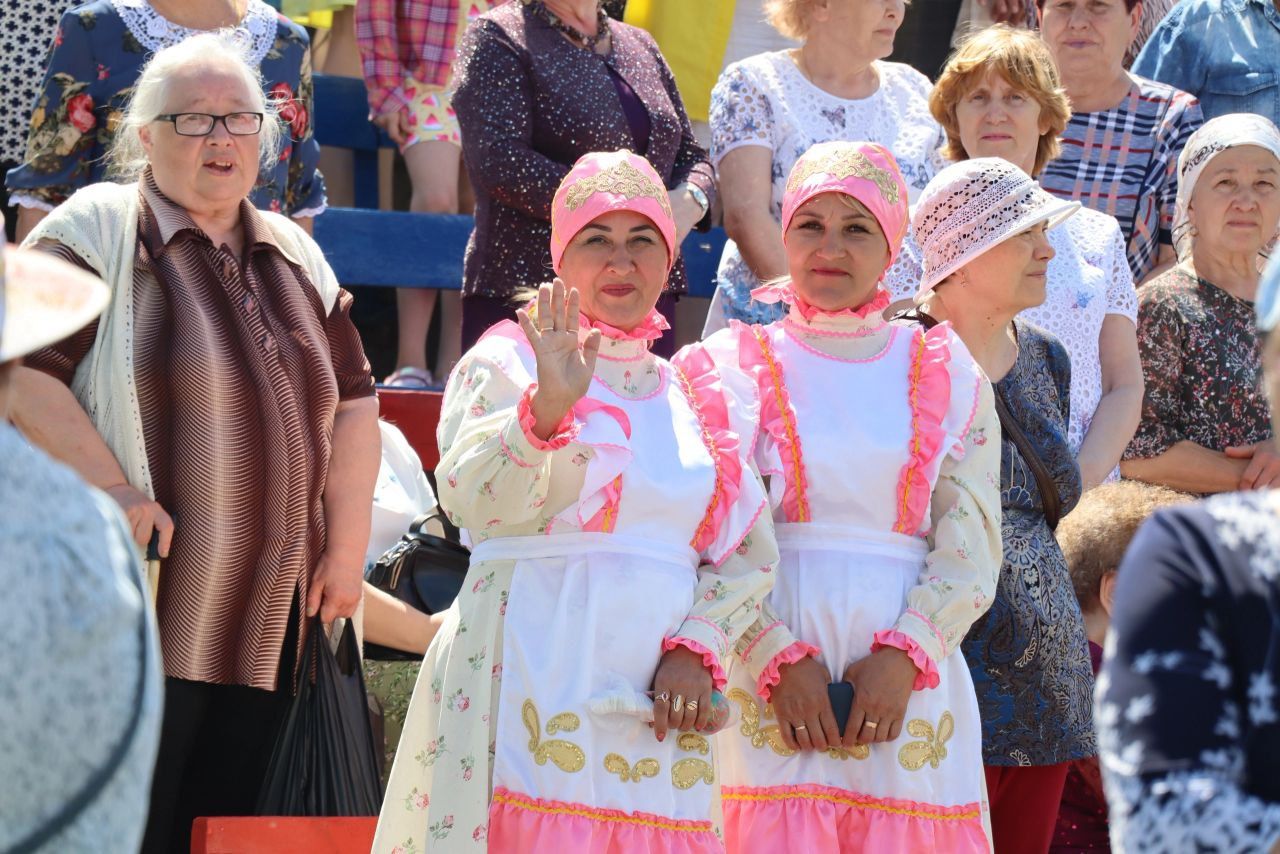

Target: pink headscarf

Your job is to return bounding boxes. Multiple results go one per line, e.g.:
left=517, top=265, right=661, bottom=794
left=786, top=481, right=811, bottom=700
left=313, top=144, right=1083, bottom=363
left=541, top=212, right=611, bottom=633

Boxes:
left=754, top=141, right=910, bottom=317
left=549, top=150, right=678, bottom=275
left=780, top=140, right=910, bottom=266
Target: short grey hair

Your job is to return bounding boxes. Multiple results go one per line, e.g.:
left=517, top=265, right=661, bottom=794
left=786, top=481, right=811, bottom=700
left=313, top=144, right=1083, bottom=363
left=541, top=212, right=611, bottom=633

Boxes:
left=107, top=32, right=282, bottom=180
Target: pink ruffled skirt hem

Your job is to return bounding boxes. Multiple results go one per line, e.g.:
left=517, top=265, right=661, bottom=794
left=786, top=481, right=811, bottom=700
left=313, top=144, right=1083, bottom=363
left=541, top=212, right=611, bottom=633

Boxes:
left=722, top=783, right=987, bottom=854
left=488, top=787, right=721, bottom=853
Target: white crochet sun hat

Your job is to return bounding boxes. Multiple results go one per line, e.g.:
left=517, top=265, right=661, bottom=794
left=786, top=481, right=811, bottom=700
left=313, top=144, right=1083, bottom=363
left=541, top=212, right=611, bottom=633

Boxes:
left=912, top=157, right=1080, bottom=301
left=0, top=245, right=109, bottom=363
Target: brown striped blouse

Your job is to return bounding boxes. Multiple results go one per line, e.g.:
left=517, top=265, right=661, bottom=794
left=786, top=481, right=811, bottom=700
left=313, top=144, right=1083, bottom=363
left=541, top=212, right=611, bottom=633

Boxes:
left=29, top=173, right=375, bottom=691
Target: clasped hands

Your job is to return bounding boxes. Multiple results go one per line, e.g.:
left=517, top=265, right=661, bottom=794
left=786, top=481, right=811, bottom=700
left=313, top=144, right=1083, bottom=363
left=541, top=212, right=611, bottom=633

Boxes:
left=769, top=646, right=919, bottom=752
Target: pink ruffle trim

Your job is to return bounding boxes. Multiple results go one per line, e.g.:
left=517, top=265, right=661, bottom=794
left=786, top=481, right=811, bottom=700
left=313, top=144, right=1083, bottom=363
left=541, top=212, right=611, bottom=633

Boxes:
left=517, top=384, right=579, bottom=451
left=670, top=345, right=746, bottom=554
left=489, top=787, right=719, bottom=853
left=894, top=324, right=953, bottom=535
left=751, top=282, right=892, bottom=323
left=722, top=783, right=987, bottom=854
left=756, top=640, right=822, bottom=703
left=871, top=630, right=941, bottom=691
left=584, top=308, right=670, bottom=342
left=740, top=324, right=810, bottom=523
left=662, top=635, right=729, bottom=691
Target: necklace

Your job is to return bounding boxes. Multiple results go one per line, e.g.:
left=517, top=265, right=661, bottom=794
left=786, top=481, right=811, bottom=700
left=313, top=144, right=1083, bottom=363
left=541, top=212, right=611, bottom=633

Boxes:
left=523, top=0, right=609, bottom=51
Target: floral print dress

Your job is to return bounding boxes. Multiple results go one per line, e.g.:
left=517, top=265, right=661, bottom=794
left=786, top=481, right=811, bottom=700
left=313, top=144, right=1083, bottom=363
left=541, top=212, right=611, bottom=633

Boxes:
left=5, top=0, right=325, bottom=217
left=373, top=320, right=781, bottom=853
left=1124, top=265, right=1271, bottom=466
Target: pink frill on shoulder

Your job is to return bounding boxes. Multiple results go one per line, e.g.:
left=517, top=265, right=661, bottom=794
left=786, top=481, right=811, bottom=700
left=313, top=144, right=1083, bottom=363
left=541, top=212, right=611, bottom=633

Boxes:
left=894, top=323, right=954, bottom=536
left=737, top=322, right=810, bottom=523
left=670, top=344, right=748, bottom=558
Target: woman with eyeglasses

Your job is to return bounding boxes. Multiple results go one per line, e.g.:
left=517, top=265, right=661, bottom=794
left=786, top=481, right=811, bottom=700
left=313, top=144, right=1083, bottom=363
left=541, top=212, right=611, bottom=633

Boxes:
left=5, top=0, right=326, bottom=245
left=11, top=35, right=378, bottom=853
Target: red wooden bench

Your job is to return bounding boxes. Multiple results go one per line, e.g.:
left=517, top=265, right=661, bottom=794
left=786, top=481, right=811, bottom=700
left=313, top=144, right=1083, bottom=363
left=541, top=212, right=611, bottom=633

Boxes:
left=191, top=817, right=377, bottom=853
left=377, top=387, right=444, bottom=472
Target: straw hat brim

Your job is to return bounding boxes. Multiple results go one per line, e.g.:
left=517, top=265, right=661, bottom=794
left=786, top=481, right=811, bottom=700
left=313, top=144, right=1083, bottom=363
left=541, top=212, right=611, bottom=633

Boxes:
left=1, top=245, right=110, bottom=363
left=915, top=198, right=1082, bottom=303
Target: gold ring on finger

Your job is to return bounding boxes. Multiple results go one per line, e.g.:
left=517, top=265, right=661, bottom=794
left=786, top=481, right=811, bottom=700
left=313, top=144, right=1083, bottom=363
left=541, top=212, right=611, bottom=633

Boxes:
left=673, top=694, right=685, bottom=710
left=655, top=691, right=670, bottom=704
left=793, top=723, right=807, bottom=731
left=684, top=700, right=699, bottom=712
left=864, top=720, right=878, bottom=729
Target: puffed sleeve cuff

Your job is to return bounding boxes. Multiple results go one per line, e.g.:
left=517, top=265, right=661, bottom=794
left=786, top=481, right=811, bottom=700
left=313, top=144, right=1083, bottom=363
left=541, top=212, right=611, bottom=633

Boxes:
left=737, top=619, right=806, bottom=693
left=515, top=383, right=578, bottom=451
left=662, top=635, right=728, bottom=692
left=755, top=640, right=822, bottom=703
left=871, top=629, right=941, bottom=691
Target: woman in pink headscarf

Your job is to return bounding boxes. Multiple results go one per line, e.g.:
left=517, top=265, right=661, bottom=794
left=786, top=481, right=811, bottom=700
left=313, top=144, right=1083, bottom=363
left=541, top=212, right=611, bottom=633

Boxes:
left=373, top=150, right=777, bottom=853
left=697, top=141, right=1002, bottom=852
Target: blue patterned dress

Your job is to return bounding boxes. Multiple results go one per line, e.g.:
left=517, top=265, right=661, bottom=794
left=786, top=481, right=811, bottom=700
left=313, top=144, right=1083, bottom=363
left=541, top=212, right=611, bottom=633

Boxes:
left=1096, top=490, right=1280, bottom=851
left=5, top=0, right=325, bottom=217
left=961, top=320, right=1095, bottom=766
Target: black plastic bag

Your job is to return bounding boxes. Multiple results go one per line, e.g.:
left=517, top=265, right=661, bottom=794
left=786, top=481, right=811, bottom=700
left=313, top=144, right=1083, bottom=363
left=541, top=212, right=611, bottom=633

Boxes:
left=256, top=618, right=383, bottom=816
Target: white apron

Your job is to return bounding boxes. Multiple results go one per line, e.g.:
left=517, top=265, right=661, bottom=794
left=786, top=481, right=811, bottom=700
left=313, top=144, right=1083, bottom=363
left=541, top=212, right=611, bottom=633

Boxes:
left=718, top=325, right=989, bottom=853
left=482, top=371, right=726, bottom=851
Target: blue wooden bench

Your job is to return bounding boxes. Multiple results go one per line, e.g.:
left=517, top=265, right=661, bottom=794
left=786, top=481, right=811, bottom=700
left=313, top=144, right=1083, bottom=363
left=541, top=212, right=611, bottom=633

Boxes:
left=310, top=73, right=725, bottom=298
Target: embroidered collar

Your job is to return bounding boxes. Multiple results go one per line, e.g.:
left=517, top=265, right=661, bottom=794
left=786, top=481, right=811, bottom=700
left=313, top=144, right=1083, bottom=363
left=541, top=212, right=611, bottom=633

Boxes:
left=110, top=0, right=279, bottom=66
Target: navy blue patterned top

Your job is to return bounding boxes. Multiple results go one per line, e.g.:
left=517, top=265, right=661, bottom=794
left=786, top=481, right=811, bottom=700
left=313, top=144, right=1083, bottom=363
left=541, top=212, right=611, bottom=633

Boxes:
left=5, top=0, right=325, bottom=217
left=1097, top=491, right=1280, bottom=852
left=962, top=320, right=1094, bottom=766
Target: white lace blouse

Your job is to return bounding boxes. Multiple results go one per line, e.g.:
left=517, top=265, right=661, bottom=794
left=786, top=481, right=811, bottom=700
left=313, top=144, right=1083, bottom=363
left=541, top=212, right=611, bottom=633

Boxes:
left=888, top=205, right=1138, bottom=456
left=708, top=51, right=947, bottom=326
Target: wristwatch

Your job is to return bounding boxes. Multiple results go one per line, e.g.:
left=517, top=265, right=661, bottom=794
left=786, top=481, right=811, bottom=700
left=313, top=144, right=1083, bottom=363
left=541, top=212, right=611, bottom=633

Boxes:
left=685, top=182, right=710, bottom=217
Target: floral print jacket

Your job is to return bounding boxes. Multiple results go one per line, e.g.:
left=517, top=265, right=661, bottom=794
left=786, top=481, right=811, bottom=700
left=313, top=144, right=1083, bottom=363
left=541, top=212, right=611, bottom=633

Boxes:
left=5, top=0, right=325, bottom=217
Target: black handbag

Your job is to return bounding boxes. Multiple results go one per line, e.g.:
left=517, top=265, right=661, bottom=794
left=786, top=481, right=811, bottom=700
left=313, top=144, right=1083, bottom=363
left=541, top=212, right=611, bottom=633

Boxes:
left=363, top=510, right=471, bottom=661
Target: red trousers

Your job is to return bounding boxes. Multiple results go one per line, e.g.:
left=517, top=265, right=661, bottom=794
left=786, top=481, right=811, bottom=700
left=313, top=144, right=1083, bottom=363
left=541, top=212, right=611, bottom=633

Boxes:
left=985, top=763, right=1071, bottom=854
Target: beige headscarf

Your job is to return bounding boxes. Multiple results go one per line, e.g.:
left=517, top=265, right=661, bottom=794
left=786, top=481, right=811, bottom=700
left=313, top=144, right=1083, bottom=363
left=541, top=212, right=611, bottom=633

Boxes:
left=1172, top=113, right=1280, bottom=264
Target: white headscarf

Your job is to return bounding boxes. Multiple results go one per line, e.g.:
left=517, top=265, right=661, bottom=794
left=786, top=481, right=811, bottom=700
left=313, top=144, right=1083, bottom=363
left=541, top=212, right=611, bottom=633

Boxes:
left=1173, top=113, right=1280, bottom=263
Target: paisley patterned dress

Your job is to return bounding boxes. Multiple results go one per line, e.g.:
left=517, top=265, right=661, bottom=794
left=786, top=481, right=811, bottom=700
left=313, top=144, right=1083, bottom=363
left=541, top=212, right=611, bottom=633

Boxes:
left=961, top=320, right=1094, bottom=767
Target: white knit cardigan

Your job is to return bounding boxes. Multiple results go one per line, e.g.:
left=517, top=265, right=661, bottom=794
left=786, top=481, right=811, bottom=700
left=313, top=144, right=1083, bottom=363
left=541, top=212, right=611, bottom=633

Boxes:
left=22, top=181, right=340, bottom=590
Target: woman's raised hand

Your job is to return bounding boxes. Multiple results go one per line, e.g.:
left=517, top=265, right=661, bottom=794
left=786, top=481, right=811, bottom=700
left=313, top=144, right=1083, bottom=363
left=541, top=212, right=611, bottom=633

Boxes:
left=517, top=279, right=602, bottom=440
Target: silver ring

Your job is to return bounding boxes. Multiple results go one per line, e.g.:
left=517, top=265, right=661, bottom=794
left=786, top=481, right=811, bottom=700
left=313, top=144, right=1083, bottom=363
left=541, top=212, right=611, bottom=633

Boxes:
left=673, top=694, right=685, bottom=710
left=864, top=720, right=878, bottom=730
left=685, top=700, right=699, bottom=712
left=655, top=691, right=670, bottom=704
left=794, top=723, right=808, bottom=731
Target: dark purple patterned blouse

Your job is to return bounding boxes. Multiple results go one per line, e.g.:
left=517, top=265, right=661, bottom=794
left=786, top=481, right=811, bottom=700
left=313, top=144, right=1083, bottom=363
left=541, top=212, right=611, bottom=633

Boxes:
left=1125, top=266, right=1271, bottom=460
left=451, top=1, right=715, bottom=299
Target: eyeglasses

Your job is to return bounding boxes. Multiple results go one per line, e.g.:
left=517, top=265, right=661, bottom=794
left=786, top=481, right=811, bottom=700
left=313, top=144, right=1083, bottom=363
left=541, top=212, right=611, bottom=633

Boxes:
left=153, top=112, right=264, bottom=137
